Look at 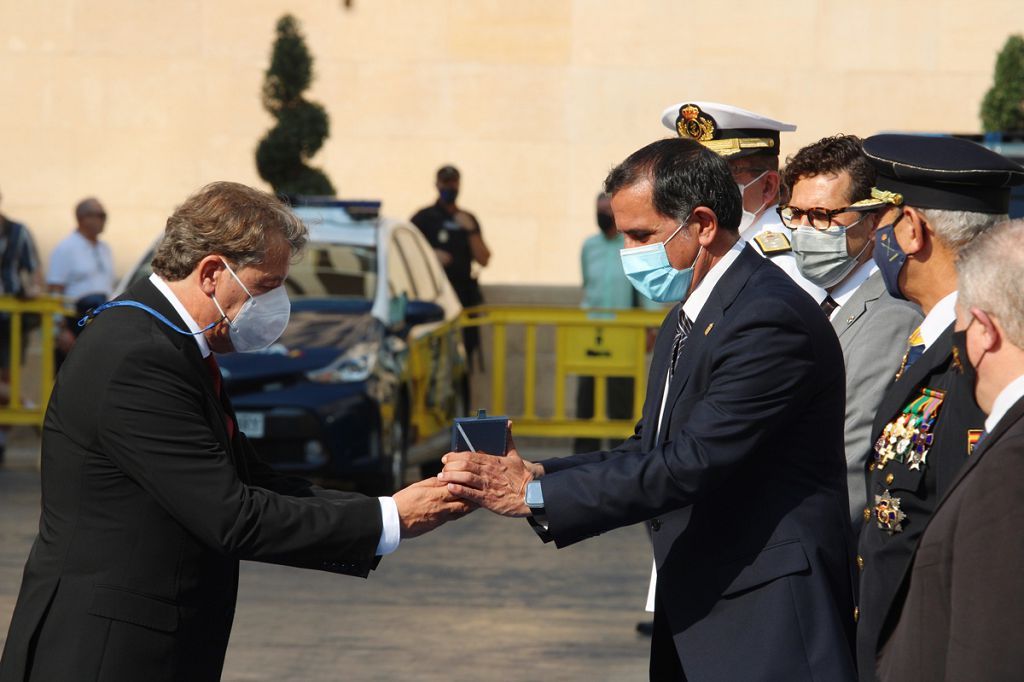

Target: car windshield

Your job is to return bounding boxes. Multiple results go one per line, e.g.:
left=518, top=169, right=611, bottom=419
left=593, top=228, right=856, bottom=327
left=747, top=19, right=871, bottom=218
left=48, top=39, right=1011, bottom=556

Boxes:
left=285, top=242, right=377, bottom=300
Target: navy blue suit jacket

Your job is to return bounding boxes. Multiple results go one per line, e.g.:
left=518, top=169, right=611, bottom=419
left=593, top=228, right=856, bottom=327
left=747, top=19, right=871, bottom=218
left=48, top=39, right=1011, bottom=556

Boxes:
left=541, top=245, right=857, bottom=681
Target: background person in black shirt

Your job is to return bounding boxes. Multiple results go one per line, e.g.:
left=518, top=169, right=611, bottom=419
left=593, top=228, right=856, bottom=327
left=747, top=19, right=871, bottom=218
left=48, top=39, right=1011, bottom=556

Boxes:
left=411, top=165, right=491, bottom=368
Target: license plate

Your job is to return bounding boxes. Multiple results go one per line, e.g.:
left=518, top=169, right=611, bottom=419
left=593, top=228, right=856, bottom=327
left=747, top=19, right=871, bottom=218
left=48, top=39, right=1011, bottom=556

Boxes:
left=235, top=412, right=265, bottom=439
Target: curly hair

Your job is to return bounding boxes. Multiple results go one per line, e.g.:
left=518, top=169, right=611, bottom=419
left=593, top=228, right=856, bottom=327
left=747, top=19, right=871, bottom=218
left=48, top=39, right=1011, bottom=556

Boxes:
left=782, top=135, right=875, bottom=204
left=152, top=181, right=308, bottom=281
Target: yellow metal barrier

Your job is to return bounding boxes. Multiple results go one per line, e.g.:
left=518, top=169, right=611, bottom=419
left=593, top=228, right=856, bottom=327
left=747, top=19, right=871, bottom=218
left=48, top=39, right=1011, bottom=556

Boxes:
left=405, top=319, right=461, bottom=445
left=459, top=305, right=667, bottom=439
left=0, top=296, right=71, bottom=426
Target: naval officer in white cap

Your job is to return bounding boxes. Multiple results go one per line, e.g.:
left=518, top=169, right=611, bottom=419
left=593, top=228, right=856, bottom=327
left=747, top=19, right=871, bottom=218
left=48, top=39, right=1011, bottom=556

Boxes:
left=660, top=101, right=827, bottom=304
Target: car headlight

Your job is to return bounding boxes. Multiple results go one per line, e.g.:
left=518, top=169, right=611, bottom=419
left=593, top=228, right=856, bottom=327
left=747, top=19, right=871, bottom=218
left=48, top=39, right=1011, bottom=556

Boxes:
left=306, top=341, right=378, bottom=383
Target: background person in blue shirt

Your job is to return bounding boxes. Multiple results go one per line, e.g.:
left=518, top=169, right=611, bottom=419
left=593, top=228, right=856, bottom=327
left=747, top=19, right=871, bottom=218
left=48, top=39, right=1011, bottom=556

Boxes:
left=575, top=192, right=659, bottom=453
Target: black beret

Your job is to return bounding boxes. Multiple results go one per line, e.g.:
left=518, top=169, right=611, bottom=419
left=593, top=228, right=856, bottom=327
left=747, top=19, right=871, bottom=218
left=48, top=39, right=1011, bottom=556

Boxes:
left=863, top=134, right=1024, bottom=214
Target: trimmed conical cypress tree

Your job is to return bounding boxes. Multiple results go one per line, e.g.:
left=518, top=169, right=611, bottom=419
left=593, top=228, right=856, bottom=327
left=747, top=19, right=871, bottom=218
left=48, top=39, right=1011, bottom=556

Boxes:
left=256, top=15, right=335, bottom=196
left=980, top=35, right=1024, bottom=133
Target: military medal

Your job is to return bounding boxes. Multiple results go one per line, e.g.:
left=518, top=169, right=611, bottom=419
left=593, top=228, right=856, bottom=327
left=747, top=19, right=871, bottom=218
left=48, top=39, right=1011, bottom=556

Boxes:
left=873, top=388, right=945, bottom=470
left=967, top=429, right=983, bottom=455
left=874, top=491, right=907, bottom=534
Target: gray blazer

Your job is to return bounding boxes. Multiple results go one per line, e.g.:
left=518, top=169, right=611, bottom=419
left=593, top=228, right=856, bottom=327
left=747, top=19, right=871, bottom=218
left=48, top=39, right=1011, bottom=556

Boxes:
left=831, top=271, right=923, bottom=527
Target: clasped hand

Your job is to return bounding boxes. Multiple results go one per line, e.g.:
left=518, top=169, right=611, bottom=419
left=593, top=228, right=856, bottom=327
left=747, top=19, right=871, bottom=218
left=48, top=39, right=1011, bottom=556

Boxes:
left=438, top=438, right=544, bottom=517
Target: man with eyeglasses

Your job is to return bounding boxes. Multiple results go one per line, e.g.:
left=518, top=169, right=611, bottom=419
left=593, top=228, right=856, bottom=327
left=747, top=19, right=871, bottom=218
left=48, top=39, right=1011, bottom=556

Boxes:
left=661, top=101, right=827, bottom=304
left=854, top=134, right=1024, bottom=681
left=46, top=197, right=115, bottom=368
left=779, top=135, right=922, bottom=529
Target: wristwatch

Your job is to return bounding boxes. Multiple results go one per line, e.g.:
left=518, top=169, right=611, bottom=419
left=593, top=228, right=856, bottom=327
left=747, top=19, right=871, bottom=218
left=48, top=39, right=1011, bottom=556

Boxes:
left=525, top=480, right=552, bottom=542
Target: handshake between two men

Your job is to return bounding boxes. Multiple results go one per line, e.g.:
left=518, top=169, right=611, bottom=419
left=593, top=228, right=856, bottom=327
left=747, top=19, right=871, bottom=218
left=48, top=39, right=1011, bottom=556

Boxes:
left=393, top=423, right=539, bottom=539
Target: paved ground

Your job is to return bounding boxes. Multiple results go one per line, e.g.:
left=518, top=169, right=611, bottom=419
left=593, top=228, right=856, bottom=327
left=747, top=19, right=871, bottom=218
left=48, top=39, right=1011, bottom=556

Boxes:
left=0, top=432, right=653, bottom=681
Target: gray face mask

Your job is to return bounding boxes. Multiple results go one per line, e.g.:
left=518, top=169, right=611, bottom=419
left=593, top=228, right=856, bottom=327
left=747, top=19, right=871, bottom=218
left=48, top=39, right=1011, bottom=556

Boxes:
left=790, top=217, right=871, bottom=289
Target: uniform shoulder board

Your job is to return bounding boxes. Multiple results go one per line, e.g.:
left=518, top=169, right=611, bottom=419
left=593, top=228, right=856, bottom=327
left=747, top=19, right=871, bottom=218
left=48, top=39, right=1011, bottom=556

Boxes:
left=753, top=231, right=792, bottom=255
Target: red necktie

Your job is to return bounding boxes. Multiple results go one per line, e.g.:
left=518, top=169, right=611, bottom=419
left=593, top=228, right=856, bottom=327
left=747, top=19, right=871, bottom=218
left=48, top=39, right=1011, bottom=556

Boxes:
left=203, top=354, right=236, bottom=440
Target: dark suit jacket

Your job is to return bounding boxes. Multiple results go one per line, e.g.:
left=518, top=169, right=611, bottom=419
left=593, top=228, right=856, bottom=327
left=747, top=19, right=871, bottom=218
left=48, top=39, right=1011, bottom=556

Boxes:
left=0, top=279, right=384, bottom=682
left=877, top=396, right=1024, bottom=681
left=855, top=324, right=985, bottom=681
left=541, top=246, right=857, bottom=681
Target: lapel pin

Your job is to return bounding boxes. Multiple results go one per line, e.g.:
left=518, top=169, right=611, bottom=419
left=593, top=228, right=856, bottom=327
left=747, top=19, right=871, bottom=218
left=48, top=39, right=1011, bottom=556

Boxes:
left=704, top=323, right=714, bottom=336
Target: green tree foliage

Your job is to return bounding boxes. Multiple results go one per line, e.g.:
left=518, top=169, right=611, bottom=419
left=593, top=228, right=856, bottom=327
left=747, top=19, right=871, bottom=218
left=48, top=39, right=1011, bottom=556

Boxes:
left=256, top=15, right=335, bottom=196
left=980, top=35, right=1024, bottom=132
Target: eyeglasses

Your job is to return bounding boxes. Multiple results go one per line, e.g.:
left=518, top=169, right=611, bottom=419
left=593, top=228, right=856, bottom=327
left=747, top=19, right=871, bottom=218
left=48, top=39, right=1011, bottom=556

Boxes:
left=776, top=204, right=875, bottom=231
left=84, top=211, right=107, bottom=220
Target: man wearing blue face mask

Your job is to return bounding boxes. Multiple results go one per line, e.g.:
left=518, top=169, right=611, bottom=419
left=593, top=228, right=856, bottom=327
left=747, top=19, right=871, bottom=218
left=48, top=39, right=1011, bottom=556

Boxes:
left=781, top=135, right=922, bottom=529
left=660, top=101, right=827, bottom=305
left=440, top=138, right=857, bottom=680
left=0, top=182, right=474, bottom=682
left=853, top=135, right=1024, bottom=682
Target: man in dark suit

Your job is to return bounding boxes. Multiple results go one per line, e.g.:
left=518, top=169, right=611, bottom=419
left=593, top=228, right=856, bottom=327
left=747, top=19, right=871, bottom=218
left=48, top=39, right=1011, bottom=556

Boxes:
left=0, top=182, right=471, bottom=682
left=441, top=138, right=857, bottom=681
left=855, top=135, right=1024, bottom=681
left=878, top=218, right=1024, bottom=681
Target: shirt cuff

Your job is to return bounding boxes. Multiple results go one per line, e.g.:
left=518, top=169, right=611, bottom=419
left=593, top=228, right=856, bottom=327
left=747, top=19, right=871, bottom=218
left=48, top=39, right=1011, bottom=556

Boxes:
left=376, top=497, right=401, bottom=556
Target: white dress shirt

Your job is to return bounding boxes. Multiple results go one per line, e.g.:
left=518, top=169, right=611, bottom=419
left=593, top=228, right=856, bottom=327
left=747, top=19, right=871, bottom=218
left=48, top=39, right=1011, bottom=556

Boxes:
left=647, top=239, right=745, bottom=611
left=984, top=373, right=1024, bottom=435
left=148, top=274, right=400, bottom=556
left=919, top=291, right=958, bottom=351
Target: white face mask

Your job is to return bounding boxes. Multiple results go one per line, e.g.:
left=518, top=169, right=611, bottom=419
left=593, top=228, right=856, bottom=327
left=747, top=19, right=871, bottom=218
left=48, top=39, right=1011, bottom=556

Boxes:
left=736, top=170, right=769, bottom=234
left=211, top=260, right=291, bottom=353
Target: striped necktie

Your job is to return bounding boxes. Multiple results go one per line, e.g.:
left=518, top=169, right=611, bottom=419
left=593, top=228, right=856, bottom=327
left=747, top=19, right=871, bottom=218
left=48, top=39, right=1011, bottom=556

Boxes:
left=670, top=312, right=693, bottom=378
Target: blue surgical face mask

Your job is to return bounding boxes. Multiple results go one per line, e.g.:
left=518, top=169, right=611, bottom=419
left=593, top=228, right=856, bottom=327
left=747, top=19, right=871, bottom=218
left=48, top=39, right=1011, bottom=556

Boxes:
left=619, top=222, right=702, bottom=303
left=872, top=214, right=907, bottom=300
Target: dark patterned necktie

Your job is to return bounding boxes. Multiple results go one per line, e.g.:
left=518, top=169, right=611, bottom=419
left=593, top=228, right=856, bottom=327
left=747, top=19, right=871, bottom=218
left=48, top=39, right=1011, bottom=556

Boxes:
left=820, top=295, right=839, bottom=318
left=669, top=312, right=693, bottom=378
left=204, top=354, right=236, bottom=440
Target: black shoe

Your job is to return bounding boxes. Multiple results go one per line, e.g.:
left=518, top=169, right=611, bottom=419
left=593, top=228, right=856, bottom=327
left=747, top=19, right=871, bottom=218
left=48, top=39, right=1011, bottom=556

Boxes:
left=636, top=620, right=654, bottom=636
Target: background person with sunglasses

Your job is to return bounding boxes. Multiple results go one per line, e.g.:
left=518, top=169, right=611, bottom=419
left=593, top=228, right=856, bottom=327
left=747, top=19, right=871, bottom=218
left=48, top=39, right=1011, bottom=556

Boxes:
left=780, top=135, right=922, bottom=528
left=46, top=196, right=115, bottom=369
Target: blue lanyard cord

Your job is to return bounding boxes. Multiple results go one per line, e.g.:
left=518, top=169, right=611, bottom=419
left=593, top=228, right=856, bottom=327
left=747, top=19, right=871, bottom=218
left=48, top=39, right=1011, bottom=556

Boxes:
left=77, top=300, right=217, bottom=336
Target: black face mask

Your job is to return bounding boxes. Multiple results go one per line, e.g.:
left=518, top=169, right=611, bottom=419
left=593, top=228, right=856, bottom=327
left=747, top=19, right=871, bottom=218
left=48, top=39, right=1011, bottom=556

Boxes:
left=596, top=211, right=615, bottom=233
left=439, top=188, right=458, bottom=204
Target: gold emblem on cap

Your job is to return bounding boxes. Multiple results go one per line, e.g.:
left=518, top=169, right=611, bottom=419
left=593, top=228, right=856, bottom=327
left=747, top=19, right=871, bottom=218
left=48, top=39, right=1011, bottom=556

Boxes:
left=676, top=104, right=716, bottom=142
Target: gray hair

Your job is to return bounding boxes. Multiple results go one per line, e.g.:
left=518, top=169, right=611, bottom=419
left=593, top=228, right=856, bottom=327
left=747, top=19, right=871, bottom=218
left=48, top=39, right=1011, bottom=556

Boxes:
left=957, top=219, right=1024, bottom=347
left=152, top=182, right=307, bottom=281
left=917, top=207, right=1007, bottom=251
